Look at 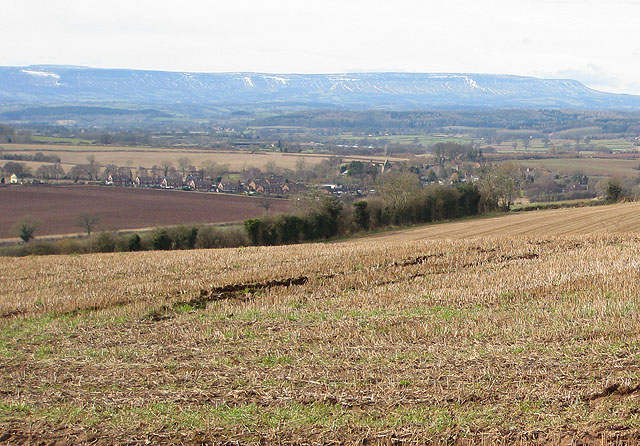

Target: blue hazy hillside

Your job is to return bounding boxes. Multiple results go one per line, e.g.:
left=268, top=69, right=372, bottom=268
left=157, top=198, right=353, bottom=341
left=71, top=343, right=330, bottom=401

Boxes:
left=2, top=65, right=640, bottom=110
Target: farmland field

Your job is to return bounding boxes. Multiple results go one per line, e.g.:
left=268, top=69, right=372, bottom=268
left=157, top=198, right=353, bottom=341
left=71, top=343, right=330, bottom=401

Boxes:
left=1, top=144, right=407, bottom=171
left=516, top=157, right=640, bottom=177
left=3, top=204, right=640, bottom=443
left=0, top=185, right=288, bottom=238
left=358, top=201, right=640, bottom=242
left=3, top=232, right=640, bottom=443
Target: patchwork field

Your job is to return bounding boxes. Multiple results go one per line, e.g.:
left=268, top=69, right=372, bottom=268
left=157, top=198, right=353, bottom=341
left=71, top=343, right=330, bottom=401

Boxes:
left=3, top=202, right=640, bottom=443
left=517, top=157, right=640, bottom=178
left=1, top=144, right=406, bottom=171
left=0, top=185, right=289, bottom=238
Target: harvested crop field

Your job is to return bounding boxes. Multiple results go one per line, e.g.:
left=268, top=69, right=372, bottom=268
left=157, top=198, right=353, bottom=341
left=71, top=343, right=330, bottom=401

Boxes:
left=0, top=185, right=288, bottom=238
left=517, top=157, right=640, bottom=178
left=359, top=201, right=640, bottom=242
left=3, top=144, right=407, bottom=171
left=3, top=231, right=640, bottom=444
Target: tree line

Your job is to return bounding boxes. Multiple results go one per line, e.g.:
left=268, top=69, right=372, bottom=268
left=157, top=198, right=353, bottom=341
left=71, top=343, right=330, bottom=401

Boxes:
left=4, top=180, right=487, bottom=256
left=243, top=182, right=483, bottom=246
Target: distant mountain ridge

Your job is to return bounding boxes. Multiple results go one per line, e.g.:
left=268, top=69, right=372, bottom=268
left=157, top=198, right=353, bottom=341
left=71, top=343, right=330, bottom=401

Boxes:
left=1, top=65, right=640, bottom=110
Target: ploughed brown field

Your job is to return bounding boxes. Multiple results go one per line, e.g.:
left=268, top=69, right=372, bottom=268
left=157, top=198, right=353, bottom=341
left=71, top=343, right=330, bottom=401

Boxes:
left=0, top=185, right=288, bottom=238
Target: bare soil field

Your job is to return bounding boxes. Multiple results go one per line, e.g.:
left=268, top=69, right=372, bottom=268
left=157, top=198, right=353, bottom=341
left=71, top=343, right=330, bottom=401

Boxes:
left=0, top=185, right=288, bottom=238
left=358, top=201, right=640, bottom=242
left=2, top=144, right=406, bottom=171
left=2, top=231, right=640, bottom=444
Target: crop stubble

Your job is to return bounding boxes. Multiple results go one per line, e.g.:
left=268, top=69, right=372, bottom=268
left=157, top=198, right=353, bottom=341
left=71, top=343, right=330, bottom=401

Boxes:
left=2, top=227, right=640, bottom=443
left=3, top=144, right=406, bottom=171
left=359, top=201, right=640, bottom=242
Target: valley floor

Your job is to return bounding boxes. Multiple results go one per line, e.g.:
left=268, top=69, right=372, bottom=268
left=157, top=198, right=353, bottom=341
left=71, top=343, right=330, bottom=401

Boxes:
left=2, top=208, right=640, bottom=444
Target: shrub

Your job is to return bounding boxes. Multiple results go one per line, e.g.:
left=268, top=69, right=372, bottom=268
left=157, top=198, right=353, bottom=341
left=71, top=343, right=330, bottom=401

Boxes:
left=152, top=230, right=172, bottom=250
left=93, top=232, right=115, bottom=253
left=195, top=226, right=249, bottom=249
left=23, top=242, right=57, bottom=256
left=604, top=179, right=623, bottom=203
left=171, top=226, right=199, bottom=250
left=11, top=215, right=42, bottom=243
left=126, top=234, right=143, bottom=251
left=456, top=183, right=481, bottom=217
left=353, top=201, right=370, bottom=231
left=244, top=219, right=263, bottom=245
left=276, top=215, right=306, bottom=244
left=55, top=237, right=87, bottom=254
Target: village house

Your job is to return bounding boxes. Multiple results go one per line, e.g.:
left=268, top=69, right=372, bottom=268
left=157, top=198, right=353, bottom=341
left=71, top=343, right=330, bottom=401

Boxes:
left=246, top=176, right=307, bottom=195
left=160, top=177, right=183, bottom=189
left=134, top=176, right=157, bottom=188
left=216, top=180, right=245, bottom=194
left=282, top=181, right=306, bottom=194
left=105, top=173, right=133, bottom=187
left=186, top=176, right=214, bottom=192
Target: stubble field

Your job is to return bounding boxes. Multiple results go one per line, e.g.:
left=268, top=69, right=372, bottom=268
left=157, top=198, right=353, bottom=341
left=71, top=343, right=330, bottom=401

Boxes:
left=360, top=201, right=640, bottom=242
left=3, top=203, right=640, bottom=444
left=516, top=157, right=640, bottom=178
left=2, top=144, right=406, bottom=171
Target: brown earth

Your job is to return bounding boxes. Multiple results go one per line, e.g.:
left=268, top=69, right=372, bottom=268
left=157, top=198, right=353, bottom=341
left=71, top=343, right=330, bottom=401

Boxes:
left=0, top=184, right=288, bottom=237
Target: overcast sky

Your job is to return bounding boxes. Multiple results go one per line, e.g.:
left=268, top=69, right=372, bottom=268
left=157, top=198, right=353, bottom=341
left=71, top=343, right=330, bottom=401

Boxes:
left=4, top=0, right=640, bottom=94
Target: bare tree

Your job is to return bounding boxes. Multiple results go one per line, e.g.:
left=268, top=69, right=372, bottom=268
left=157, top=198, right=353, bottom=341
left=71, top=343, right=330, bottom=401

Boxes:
left=84, top=155, right=101, bottom=180
left=177, top=157, right=191, bottom=178
left=257, top=195, right=272, bottom=212
left=378, top=171, right=421, bottom=209
left=263, top=160, right=279, bottom=175
left=478, top=162, right=522, bottom=211
left=294, top=157, right=308, bottom=181
left=75, top=213, right=100, bottom=236
left=35, top=164, right=65, bottom=180
left=160, top=160, right=173, bottom=177
left=200, top=160, right=219, bottom=178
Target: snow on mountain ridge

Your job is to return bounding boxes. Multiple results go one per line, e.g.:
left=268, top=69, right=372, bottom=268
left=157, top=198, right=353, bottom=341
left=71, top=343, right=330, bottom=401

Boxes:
left=20, top=69, right=61, bottom=86
left=21, top=69, right=60, bottom=79
left=2, top=66, right=640, bottom=109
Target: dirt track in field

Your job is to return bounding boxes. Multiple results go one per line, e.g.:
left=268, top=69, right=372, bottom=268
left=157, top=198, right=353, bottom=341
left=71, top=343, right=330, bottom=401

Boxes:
left=0, top=185, right=288, bottom=237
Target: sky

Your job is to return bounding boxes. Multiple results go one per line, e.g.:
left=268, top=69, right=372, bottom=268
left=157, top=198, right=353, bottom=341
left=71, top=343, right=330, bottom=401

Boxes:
left=4, top=0, right=640, bottom=94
